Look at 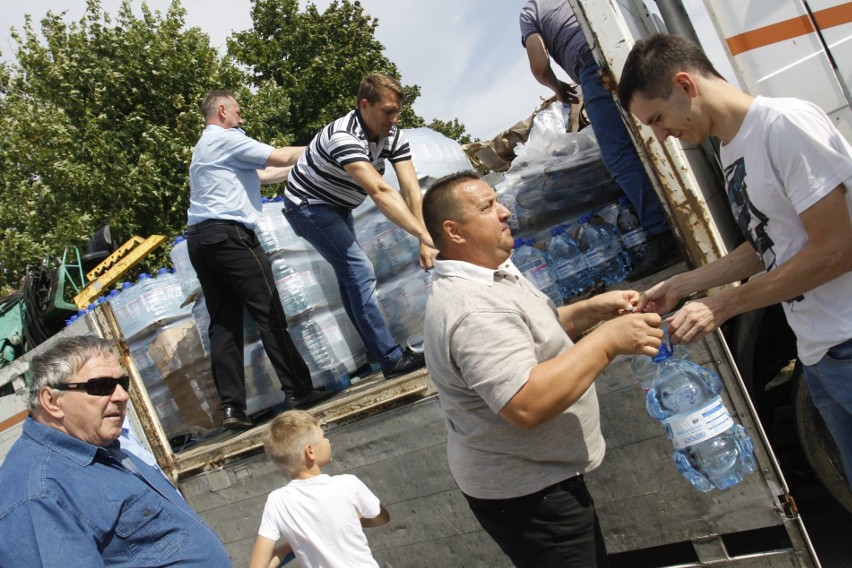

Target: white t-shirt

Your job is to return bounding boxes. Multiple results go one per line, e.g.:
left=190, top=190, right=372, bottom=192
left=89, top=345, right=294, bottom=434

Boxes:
left=257, top=473, right=382, bottom=568
left=720, top=96, right=852, bottom=365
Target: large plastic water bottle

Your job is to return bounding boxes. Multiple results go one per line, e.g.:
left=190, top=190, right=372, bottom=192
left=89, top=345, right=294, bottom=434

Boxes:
left=290, top=318, right=351, bottom=391
left=512, top=238, right=562, bottom=305
left=257, top=196, right=287, bottom=256
left=594, top=206, right=632, bottom=273
left=638, top=338, right=756, bottom=492
left=271, top=259, right=311, bottom=320
left=546, top=225, right=595, bottom=299
left=616, top=197, right=650, bottom=267
left=169, top=235, right=200, bottom=298
left=575, top=213, right=627, bottom=286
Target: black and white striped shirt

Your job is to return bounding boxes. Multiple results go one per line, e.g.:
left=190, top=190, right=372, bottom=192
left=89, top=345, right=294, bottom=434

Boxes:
left=285, top=108, right=412, bottom=208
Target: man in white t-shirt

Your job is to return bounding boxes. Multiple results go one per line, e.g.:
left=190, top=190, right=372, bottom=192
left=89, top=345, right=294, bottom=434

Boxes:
left=619, top=33, right=852, bottom=488
left=248, top=410, right=389, bottom=568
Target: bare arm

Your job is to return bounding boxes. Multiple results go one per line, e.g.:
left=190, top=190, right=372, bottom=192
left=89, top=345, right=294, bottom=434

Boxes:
left=257, top=166, right=292, bottom=185
left=498, top=312, right=662, bottom=429
left=266, top=146, right=306, bottom=167
left=394, top=160, right=438, bottom=269
left=557, top=290, right=640, bottom=339
left=343, top=160, right=435, bottom=248
left=665, top=186, right=852, bottom=343
left=524, top=33, right=579, bottom=104
left=360, top=506, right=390, bottom=528
left=247, top=535, right=280, bottom=568
left=638, top=241, right=764, bottom=315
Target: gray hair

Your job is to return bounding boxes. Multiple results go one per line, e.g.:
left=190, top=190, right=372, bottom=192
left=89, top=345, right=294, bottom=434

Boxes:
left=27, top=336, right=116, bottom=415
left=200, top=89, right=237, bottom=120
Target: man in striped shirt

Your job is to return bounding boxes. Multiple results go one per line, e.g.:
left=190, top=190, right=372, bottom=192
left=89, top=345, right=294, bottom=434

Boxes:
left=284, top=73, right=434, bottom=380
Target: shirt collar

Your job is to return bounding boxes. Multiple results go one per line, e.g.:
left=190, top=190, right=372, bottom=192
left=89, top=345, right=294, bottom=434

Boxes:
left=433, top=257, right=521, bottom=286
left=23, top=416, right=105, bottom=467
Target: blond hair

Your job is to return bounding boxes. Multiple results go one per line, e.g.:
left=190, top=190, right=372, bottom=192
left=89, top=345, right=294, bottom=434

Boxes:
left=264, top=410, right=321, bottom=475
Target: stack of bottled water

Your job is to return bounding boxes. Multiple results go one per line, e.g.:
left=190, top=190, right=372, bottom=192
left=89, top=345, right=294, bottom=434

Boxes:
left=574, top=213, right=628, bottom=286
left=354, top=207, right=420, bottom=281
left=377, top=264, right=434, bottom=352
left=113, top=269, right=193, bottom=340
left=512, top=238, right=562, bottom=305
left=546, top=225, right=594, bottom=299
left=634, top=336, right=757, bottom=492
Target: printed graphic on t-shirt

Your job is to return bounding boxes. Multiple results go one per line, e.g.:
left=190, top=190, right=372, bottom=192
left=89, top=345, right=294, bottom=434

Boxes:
left=724, top=157, right=803, bottom=304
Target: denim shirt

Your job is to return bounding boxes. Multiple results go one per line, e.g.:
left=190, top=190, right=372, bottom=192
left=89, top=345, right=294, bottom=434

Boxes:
left=0, top=417, right=232, bottom=567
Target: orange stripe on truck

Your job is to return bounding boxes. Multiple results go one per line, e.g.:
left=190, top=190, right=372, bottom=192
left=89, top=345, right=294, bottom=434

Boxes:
left=0, top=409, right=28, bottom=433
left=726, top=2, right=852, bottom=56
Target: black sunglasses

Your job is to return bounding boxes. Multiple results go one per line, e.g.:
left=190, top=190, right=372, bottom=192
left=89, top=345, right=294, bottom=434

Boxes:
left=53, top=375, right=131, bottom=396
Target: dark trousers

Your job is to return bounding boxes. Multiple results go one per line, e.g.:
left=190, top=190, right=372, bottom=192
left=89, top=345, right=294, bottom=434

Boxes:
left=464, top=475, right=610, bottom=568
left=186, top=221, right=313, bottom=412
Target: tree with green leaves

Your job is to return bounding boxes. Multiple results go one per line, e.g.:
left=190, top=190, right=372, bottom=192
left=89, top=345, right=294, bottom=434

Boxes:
left=0, top=0, right=249, bottom=292
left=228, top=0, right=472, bottom=145
left=0, top=0, right=472, bottom=296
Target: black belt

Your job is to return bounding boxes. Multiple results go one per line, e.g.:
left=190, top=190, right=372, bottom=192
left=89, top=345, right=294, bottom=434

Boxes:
left=187, top=219, right=248, bottom=233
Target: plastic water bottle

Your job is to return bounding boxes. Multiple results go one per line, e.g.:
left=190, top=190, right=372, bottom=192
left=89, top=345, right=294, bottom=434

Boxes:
left=546, top=225, right=595, bottom=298
left=637, top=337, right=756, bottom=492
left=169, top=235, right=200, bottom=298
left=257, top=196, right=287, bottom=256
left=575, top=213, right=627, bottom=286
left=291, top=318, right=351, bottom=391
left=594, top=206, right=632, bottom=273
left=512, top=238, right=562, bottom=305
left=271, top=259, right=311, bottom=320
left=616, top=197, right=650, bottom=267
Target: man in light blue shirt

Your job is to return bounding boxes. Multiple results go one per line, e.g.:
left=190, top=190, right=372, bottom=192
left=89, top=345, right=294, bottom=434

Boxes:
left=0, top=336, right=232, bottom=566
left=187, top=89, right=332, bottom=430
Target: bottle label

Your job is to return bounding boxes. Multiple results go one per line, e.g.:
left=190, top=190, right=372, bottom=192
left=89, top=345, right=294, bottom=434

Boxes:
left=584, top=247, right=616, bottom=267
left=553, top=258, right=586, bottom=280
left=623, top=228, right=648, bottom=248
left=664, top=396, right=734, bottom=449
left=525, top=264, right=556, bottom=288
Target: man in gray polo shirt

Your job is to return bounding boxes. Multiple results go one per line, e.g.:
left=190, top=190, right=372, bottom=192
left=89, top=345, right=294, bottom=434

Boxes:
left=422, top=172, right=662, bottom=568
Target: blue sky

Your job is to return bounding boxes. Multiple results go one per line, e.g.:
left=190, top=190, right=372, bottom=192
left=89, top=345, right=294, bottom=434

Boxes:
left=1, top=0, right=732, bottom=141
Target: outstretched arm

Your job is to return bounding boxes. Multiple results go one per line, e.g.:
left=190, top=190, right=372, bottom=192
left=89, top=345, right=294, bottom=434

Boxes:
left=394, top=160, right=438, bottom=269
left=524, top=32, right=579, bottom=104
left=662, top=185, right=852, bottom=343
left=344, top=160, right=435, bottom=248
left=266, top=146, right=305, bottom=167
left=498, top=311, right=662, bottom=429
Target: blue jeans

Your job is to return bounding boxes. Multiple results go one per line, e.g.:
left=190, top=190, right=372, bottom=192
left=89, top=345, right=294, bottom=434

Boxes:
left=803, top=338, right=852, bottom=489
left=283, top=200, right=404, bottom=368
left=578, top=58, right=669, bottom=236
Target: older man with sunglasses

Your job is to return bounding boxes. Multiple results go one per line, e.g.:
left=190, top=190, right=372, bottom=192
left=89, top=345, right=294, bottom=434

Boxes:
left=0, top=336, right=232, bottom=567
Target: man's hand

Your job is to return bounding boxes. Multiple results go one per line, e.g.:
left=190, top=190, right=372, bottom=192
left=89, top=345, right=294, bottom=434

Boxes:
left=638, top=279, right=681, bottom=315
left=586, top=289, right=640, bottom=320
left=419, top=243, right=437, bottom=270
left=666, top=297, right=725, bottom=344
left=596, top=312, right=664, bottom=358
left=555, top=80, right=580, bottom=105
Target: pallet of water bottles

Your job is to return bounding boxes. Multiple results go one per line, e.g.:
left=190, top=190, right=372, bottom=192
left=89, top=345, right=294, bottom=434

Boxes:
left=508, top=197, right=649, bottom=304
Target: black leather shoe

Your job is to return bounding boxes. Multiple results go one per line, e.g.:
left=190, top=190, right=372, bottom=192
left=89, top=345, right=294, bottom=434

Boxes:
left=221, top=405, right=253, bottom=430
left=626, top=231, right=682, bottom=282
left=382, top=349, right=426, bottom=380
left=283, top=388, right=336, bottom=411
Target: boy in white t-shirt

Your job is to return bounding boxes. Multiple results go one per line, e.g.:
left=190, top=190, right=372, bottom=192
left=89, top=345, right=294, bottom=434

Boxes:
left=248, top=410, right=390, bottom=568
